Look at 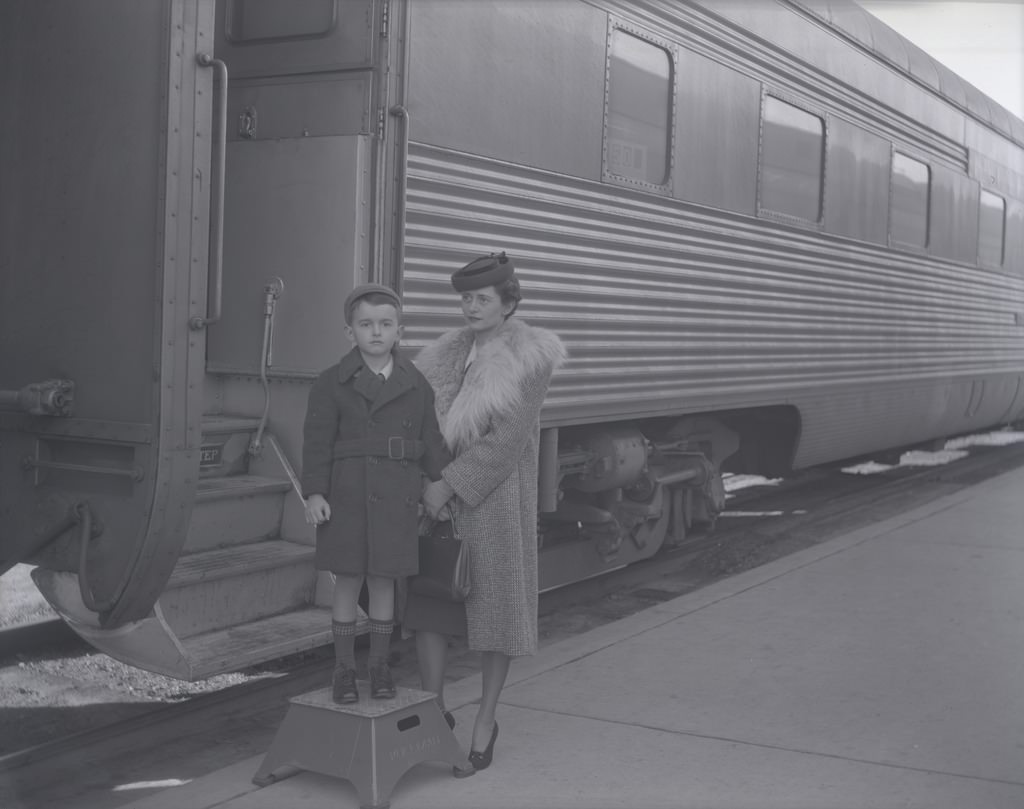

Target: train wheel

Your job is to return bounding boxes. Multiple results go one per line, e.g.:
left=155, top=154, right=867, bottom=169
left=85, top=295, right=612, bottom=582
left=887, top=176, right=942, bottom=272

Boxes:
left=630, top=498, right=670, bottom=551
left=664, top=487, right=688, bottom=547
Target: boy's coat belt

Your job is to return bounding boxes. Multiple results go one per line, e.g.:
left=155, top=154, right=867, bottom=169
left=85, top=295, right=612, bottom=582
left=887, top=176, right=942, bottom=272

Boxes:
left=333, top=437, right=425, bottom=460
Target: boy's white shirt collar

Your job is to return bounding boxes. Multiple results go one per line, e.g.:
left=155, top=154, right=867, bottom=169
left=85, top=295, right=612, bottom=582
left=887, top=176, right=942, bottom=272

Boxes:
left=356, top=351, right=394, bottom=379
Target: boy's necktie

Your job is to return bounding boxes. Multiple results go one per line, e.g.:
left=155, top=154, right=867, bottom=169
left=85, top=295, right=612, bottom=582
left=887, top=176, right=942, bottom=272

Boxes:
left=369, top=371, right=386, bottom=399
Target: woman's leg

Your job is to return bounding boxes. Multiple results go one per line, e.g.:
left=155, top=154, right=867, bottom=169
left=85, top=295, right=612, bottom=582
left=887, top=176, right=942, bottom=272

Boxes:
left=416, top=630, right=450, bottom=709
left=472, top=650, right=511, bottom=751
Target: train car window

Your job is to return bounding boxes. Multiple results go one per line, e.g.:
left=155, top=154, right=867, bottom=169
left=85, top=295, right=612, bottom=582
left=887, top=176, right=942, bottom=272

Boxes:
left=890, top=153, right=930, bottom=249
left=223, top=0, right=337, bottom=43
left=605, top=29, right=672, bottom=187
left=759, top=97, right=823, bottom=222
left=978, top=190, right=1006, bottom=267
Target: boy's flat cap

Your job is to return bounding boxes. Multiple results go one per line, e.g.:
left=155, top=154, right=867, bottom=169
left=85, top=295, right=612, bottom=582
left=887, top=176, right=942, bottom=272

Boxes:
left=344, top=283, right=402, bottom=324
left=451, top=251, right=515, bottom=292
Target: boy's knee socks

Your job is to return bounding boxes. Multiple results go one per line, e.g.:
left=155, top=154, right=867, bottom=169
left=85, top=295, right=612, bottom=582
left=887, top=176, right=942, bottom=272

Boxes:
left=332, top=618, right=393, bottom=669
left=368, top=619, right=394, bottom=666
left=332, top=620, right=357, bottom=670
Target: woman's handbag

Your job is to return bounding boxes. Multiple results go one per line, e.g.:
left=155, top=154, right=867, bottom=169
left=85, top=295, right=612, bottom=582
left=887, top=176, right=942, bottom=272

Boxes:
left=409, top=507, right=470, bottom=602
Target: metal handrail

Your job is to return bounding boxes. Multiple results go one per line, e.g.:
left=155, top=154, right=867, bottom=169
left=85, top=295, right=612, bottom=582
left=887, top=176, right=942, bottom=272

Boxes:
left=250, top=278, right=284, bottom=456
left=388, top=105, right=410, bottom=284
left=267, top=434, right=307, bottom=505
left=190, top=53, right=228, bottom=331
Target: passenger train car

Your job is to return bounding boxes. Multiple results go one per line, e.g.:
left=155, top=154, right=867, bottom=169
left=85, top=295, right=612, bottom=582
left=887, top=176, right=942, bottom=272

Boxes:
left=2, top=0, right=1022, bottom=680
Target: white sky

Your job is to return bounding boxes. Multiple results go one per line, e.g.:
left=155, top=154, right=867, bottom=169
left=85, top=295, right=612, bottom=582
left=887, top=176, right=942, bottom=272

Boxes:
left=857, top=1, right=1024, bottom=119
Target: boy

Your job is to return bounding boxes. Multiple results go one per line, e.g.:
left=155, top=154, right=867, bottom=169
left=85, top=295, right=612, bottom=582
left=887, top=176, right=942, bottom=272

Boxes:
left=301, top=283, right=448, bottom=703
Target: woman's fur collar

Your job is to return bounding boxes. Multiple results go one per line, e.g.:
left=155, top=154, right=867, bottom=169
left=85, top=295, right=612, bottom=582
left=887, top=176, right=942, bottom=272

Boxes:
left=415, top=318, right=567, bottom=452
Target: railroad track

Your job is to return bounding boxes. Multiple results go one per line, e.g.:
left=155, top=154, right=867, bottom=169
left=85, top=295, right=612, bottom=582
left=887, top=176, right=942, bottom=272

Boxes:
left=0, top=649, right=333, bottom=772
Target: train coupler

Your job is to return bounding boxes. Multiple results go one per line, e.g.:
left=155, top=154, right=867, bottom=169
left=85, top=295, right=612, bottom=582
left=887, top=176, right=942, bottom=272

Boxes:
left=0, top=378, right=75, bottom=416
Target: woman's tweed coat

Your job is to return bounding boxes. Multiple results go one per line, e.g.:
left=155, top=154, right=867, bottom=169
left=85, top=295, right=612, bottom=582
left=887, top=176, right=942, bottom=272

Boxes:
left=415, top=317, right=567, bottom=656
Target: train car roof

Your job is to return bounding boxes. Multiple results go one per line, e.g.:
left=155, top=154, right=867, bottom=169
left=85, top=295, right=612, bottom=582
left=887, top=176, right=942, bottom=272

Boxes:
left=797, top=0, right=1024, bottom=148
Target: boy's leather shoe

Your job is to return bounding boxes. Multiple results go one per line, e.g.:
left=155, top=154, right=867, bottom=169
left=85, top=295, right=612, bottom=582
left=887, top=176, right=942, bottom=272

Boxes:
left=332, top=666, right=358, bottom=704
left=369, top=662, right=396, bottom=699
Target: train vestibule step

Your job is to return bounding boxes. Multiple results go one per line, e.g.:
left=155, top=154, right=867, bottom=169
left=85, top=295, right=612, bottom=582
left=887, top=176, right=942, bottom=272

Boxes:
left=32, top=416, right=342, bottom=680
left=41, top=590, right=360, bottom=680
left=187, top=474, right=292, bottom=552
left=160, top=538, right=316, bottom=640
left=198, top=415, right=264, bottom=478
left=180, top=605, right=369, bottom=681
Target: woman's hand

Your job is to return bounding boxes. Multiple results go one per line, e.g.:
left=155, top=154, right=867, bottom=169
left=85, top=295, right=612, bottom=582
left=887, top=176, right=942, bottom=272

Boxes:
left=304, top=493, right=331, bottom=526
left=422, top=478, right=454, bottom=519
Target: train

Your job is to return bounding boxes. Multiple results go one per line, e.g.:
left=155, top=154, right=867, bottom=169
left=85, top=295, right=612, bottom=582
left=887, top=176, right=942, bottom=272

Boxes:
left=2, top=0, right=1022, bottom=681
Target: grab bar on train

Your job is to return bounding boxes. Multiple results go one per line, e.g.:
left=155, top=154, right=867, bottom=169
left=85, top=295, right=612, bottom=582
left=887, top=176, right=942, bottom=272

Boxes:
left=190, top=53, right=228, bottom=331
left=249, top=277, right=284, bottom=457
left=389, top=104, right=410, bottom=282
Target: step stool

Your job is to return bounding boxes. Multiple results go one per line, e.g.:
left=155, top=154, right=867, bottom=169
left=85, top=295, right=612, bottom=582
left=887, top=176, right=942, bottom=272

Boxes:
left=252, top=684, right=471, bottom=809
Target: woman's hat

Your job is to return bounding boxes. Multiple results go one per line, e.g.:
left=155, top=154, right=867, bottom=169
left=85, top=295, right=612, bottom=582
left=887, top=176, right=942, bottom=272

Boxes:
left=451, top=251, right=515, bottom=292
left=344, top=283, right=402, bottom=324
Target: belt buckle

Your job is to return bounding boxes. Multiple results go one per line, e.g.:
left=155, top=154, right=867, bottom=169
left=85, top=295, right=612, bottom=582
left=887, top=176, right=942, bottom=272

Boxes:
left=387, top=436, right=405, bottom=460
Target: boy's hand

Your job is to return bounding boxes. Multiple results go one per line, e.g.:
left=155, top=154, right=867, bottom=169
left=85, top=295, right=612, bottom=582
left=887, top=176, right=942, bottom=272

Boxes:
left=422, top=479, right=454, bottom=519
left=305, top=494, right=331, bottom=526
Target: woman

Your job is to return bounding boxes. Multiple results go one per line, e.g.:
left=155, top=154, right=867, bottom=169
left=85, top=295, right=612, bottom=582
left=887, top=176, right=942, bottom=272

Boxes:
left=410, top=251, right=566, bottom=774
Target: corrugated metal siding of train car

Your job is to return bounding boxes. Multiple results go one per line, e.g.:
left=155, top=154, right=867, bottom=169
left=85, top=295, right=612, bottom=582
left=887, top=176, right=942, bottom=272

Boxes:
left=590, top=0, right=1024, bottom=196
left=398, top=145, right=1024, bottom=465
left=615, top=0, right=968, bottom=169
left=791, top=0, right=1024, bottom=151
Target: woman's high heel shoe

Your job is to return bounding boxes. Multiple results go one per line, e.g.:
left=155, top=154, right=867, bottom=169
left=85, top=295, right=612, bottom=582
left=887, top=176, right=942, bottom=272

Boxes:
left=468, top=722, right=499, bottom=771
left=451, top=720, right=498, bottom=777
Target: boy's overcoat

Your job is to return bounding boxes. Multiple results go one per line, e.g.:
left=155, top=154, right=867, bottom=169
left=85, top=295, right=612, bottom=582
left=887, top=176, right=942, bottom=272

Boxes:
left=301, top=347, right=448, bottom=577
left=415, top=317, right=566, bottom=656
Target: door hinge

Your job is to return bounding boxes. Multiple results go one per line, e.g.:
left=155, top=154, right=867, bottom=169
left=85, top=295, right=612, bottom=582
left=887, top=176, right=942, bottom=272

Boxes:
left=377, top=107, right=386, bottom=139
left=381, top=3, right=389, bottom=38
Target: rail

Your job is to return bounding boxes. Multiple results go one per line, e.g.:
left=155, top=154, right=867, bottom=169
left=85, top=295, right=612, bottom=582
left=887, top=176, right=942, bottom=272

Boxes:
left=267, top=434, right=307, bottom=505
left=388, top=105, right=410, bottom=282
left=249, top=278, right=284, bottom=456
left=190, top=53, right=228, bottom=331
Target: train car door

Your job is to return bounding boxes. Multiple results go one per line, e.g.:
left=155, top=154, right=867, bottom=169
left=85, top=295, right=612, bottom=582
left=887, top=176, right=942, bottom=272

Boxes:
left=0, top=1, right=215, bottom=628
left=205, top=0, right=378, bottom=383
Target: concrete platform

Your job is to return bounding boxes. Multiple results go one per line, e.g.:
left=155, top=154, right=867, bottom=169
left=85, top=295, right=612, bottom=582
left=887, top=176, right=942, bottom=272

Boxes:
left=123, top=466, right=1024, bottom=809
